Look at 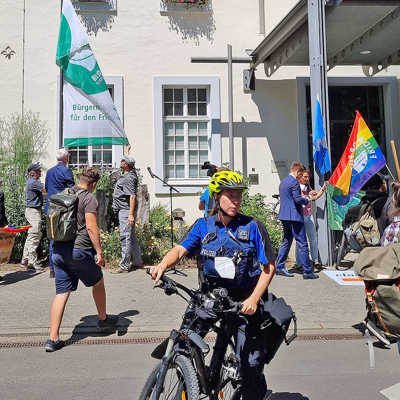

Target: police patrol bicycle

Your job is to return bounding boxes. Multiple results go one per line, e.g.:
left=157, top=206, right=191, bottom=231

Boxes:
left=145, top=171, right=279, bottom=400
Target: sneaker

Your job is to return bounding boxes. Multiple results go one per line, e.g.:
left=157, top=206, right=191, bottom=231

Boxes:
left=275, top=269, right=294, bottom=277
left=45, top=339, right=64, bottom=352
left=97, top=315, right=119, bottom=331
left=26, top=264, right=36, bottom=272
left=313, top=261, right=324, bottom=271
left=303, top=272, right=319, bottom=280
left=33, top=265, right=45, bottom=273
left=49, top=270, right=55, bottom=278
left=110, top=267, right=130, bottom=274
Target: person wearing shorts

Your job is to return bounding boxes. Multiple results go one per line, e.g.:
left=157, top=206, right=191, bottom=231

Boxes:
left=45, top=167, right=118, bottom=352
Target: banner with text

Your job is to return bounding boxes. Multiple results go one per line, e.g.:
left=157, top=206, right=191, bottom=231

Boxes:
left=63, top=82, right=127, bottom=146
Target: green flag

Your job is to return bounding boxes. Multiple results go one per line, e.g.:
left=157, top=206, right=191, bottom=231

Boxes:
left=327, top=183, right=365, bottom=230
left=56, top=0, right=128, bottom=147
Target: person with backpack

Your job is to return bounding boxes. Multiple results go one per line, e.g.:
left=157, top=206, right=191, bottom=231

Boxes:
left=45, top=148, right=75, bottom=278
left=45, top=167, right=118, bottom=352
left=21, top=163, right=46, bottom=272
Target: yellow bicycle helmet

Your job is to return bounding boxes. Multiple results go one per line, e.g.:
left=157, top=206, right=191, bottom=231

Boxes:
left=209, top=171, right=247, bottom=198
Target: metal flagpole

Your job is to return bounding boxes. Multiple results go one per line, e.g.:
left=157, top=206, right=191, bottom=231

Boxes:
left=307, top=0, right=332, bottom=266
left=59, top=0, right=64, bottom=149
left=227, top=44, right=234, bottom=170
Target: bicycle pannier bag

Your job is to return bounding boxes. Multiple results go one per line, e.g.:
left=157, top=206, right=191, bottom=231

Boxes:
left=46, top=188, right=85, bottom=242
left=260, top=293, right=297, bottom=364
left=354, top=244, right=400, bottom=339
left=349, top=201, right=380, bottom=248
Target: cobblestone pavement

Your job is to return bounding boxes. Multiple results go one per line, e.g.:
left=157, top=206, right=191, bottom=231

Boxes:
left=0, top=265, right=366, bottom=341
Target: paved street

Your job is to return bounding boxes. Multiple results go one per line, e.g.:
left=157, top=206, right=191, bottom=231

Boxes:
left=0, top=265, right=398, bottom=400
left=0, top=266, right=366, bottom=339
left=0, top=339, right=399, bottom=400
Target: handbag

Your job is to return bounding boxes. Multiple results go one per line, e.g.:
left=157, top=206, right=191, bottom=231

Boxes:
left=260, top=292, right=297, bottom=364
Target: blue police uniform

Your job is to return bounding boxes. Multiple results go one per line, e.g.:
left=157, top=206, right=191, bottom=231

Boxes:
left=180, top=213, right=276, bottom=400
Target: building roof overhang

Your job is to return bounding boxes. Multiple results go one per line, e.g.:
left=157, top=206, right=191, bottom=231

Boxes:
left=251, top=0, right=400, bottom=77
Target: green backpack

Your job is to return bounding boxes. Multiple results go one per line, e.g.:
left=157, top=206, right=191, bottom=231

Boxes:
left=349, top=200, right=381, bottom=248
left=46, top=188, right=86, bottom=242
left=354, top=245, right=400, bottom=340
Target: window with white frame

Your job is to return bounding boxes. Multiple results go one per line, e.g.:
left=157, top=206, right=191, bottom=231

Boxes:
left=163, top=87, right=210, bottom=179
left=68, top=144, right=113, bottom=170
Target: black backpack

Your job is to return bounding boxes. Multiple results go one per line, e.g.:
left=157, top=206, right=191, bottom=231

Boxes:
left=46, top=188, right=86, bottom=242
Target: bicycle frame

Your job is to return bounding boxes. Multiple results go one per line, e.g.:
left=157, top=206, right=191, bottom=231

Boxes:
left=148, top=275, right=243, bottom=398
left=150, top=309, right=238, bottom=397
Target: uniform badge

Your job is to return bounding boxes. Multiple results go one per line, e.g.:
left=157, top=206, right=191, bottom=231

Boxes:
left=237, top=230, right=249, bottom=241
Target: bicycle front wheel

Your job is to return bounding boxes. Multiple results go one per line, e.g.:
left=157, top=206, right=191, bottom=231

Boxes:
left=139, top=355, right=199, bottom=400
left=211, top=345, right=241, bottom=400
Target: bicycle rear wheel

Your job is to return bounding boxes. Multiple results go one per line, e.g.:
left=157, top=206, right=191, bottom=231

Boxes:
left=139, top=355, right=199, bottom=400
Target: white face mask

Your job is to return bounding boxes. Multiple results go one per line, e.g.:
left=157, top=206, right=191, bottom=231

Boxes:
left=300, top=184, right=307, bottom=191
left=214, top=257, right=236, bottom=279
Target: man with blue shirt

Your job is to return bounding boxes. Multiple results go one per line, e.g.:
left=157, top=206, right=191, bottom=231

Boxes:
left=21, top=163, right=46, bottom=272
left=275, top=162, right=319, bottom=279
left=45, top=149, right=75, bottom=278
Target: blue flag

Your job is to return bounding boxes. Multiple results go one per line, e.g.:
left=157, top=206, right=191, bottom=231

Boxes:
left=313, top=100, right=331, bottom=175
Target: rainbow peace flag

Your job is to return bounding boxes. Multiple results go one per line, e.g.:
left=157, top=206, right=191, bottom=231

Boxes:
left=329, top=111, right=386, bottom=205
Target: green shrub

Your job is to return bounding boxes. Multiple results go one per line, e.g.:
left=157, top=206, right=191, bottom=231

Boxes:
left=100, top=228, right=121, bottom=265
left=0, top=111, right=49, bottom=262
left=240, top=191, right=283, bottom=254
left=137, top=204, right=186, bottom=265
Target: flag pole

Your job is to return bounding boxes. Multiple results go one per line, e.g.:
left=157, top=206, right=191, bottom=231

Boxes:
left=390, top=140, right=400, bottom=181
left=59, top=0, right=64, bottom=149
left=385, top=164, right=396, bottom=182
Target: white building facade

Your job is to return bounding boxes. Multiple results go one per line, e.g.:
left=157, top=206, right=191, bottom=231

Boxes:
left=1, top=0, right=400, bottom=222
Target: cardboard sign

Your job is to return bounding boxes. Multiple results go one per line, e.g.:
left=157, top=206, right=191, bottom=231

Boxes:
left=323, top=270, right=364, bottom=286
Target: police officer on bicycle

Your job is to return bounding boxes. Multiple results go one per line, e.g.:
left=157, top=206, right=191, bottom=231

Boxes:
left=148, top=171, right=276, bottom=400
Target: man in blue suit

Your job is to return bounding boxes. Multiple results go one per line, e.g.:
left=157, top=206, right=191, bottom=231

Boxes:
left=45, top=148, right=75, bottom=278
left=276, top=162, right=319, bottom=279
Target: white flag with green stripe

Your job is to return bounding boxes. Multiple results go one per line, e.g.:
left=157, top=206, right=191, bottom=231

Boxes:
left=56, top=0, right=128, bottom=147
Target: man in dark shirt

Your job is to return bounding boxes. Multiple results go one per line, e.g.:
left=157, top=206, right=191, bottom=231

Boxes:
left=45, top=167, right=117, bottom=352
left=21, top=163, right=46, bottom=272
left=45, top=148, right=75, bottom=278
left=111, top=156, right=143, bottom=273
left=0, top=177, right=7, bottom=227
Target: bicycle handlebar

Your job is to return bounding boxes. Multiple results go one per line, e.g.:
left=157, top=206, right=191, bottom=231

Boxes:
left=147, top=269, right=244, bottom=318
